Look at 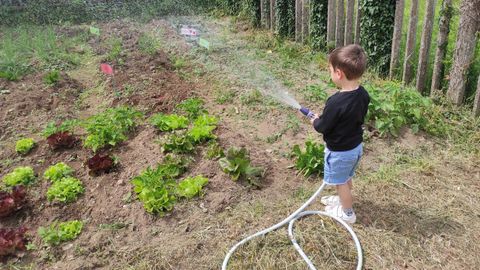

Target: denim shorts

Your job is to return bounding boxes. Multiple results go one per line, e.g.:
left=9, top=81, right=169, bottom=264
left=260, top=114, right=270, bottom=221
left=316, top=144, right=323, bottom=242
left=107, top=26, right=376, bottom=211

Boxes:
left=324, top=143, right=363, bottom=185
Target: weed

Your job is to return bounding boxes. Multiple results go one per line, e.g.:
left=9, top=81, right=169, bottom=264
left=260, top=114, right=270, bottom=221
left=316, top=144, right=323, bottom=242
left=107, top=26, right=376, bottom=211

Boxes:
left=215, top=88, right=236, bottom=104
left=138, top=33, right=160, bottom=55
left=365, top=81, right=449, bottom=137
left=176, top=175, right=209, bottom=199
left=105, top=37, right=124, bottom=64
left=46, top=177, right=84, bottom=203
left=2, top=167, right=36, bottom=187
left=44, top=70, right=61, bottom=85
left=99, top=222, right=128, bottom=230
left=172, top=57, right=187, bottom=70
left=363, top=164, right=401, bottom=183
left=302, top=84, right=328, bottom=102
left=292, top=140, right=325, bottom=177
left=219, top=147, right=264, bottom=186
left=175, top=98, right=207, bottom=119
left=150, top=113, right=189, bottom=132
left=266, top=114, right=301, bottom=143
left=38, top=220, right=83, bottom=246
left=240, top=89, right=263, bottom=105
left=15, top=138, right=36, bottom=155
left=43, top=162, right=74, bottom=182
left=0, top=26, right=83, bottom=81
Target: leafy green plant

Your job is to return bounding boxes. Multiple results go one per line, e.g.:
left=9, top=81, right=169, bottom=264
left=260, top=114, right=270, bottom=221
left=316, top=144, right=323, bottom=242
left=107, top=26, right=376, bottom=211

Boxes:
left=188, top=125, right=217, bottom=143
left=359, top=0, right=395, bottom=75
left=194, top=114, right=219, bottom=126
left=131, top=154, right=189, bottom=214
left=82, top=106, right=143, bottom=152
left=149, top=113, right=189, bottom=132
left=15, top=138, right=35, bottom=155
left=3, top=167, right=36, bottom=187
left=160, top=132, right=195, bottom=153
left=176, top=175, right=209, bottom=199
left=219, top=147, right=264, bottom=186
left=46, top=177, right=84, bottom=203
left=43, top=162, right=74, bottom=182
left=138, top=33, right=160, bottom=55
left=205, top=141, right=225, bottom=160
left=175, top=98, right=207, bottom=119
left=310, top=0, right=328, bottom=50
left=365, top=82, right=446, bottom=137
left=44, top=70, right=60, bottom=85
left=41, top=119, right=79, bottom=138
left=292, top=140, right=325, bottom=177
left=302, top=84, right=328, bottom=102
left=38, top=220, right=83, bottom=246
left=187, top=114, right=219, bottom=143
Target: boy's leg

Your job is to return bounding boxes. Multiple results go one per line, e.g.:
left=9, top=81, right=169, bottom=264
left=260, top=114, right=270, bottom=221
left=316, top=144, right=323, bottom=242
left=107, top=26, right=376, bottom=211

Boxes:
left=347, top=178, right=353, bottom=190
left=336, top=183, right=353, bottom=209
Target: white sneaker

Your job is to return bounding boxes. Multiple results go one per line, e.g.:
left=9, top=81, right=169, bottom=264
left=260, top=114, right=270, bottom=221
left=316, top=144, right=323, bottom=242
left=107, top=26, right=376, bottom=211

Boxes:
left=320, top=195, right=340, bottom=206
left=325, top=205, right=356, bottom=224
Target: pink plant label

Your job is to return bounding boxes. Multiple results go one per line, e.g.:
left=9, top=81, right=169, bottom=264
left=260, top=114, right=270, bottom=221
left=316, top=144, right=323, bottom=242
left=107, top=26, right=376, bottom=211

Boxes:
left=100, top=63, right=114, bottom=75
left=181, top=27, right=198, bottom=36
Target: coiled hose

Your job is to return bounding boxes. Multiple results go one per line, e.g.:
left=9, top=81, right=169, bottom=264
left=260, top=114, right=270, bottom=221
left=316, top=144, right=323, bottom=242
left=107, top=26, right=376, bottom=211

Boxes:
left=222, top=182, right=363, bottom=270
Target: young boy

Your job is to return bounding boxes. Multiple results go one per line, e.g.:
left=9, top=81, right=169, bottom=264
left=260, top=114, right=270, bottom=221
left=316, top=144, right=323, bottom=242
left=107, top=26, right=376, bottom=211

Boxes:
left=311, top=44, right=370, bottom=224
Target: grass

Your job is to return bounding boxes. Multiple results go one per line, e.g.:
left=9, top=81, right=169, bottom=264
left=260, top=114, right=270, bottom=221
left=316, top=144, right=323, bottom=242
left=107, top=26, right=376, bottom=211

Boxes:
left=138, top=33, right=161, bottom=55
left=0, top=26, right=85, bottom=80
left=105, top=37, right=124, bottom=64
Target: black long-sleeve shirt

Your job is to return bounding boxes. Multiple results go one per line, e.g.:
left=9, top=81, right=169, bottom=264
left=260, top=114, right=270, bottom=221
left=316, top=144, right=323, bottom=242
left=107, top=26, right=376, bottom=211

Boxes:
left=313, top=86, right=370, bottom=151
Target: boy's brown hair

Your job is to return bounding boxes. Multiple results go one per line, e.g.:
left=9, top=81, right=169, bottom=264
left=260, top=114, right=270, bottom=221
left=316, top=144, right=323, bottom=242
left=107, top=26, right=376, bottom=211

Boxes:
left=328, top=44, right=367, bottom=80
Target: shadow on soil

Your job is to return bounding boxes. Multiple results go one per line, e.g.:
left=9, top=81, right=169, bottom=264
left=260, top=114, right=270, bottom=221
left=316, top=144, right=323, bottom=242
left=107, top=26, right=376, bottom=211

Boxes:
left=356, top=199, right=465, bottom=238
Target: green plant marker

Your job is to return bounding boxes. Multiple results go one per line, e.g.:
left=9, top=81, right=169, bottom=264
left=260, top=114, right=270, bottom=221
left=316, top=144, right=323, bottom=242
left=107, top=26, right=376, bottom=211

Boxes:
left=198, top=38, right=210, bottom=50
left=89, top=26, right=100, bottom=36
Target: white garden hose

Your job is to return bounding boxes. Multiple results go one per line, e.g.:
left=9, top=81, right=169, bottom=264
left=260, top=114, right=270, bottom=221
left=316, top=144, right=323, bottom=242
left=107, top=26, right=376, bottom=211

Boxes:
left=222, top=182, right=363, bottom=270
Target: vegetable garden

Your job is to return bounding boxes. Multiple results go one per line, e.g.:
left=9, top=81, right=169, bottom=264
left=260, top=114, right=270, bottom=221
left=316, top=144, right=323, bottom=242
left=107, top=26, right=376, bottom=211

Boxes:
left=1, top=0, right=479, bottom=269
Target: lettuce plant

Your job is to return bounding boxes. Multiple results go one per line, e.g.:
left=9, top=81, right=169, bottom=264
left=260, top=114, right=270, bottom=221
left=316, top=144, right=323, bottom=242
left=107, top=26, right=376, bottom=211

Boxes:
left=38, top=220, right=83, bottom=246
left=46, top=177, right=84, bottom=203
left=0, top=227, right=28, bottom=256
left=0, top=185, right=26, bottom=218
left=3, top=167, right=36, bottom=187
left=219, top=147, right=264, bottom=186
left=150, top=113, right=189, bottom=132
left=176, top=176, right=209, bottom=199
left=15, top=138, right=35, bottom=155
left=43, top=162, right=74, bottom=182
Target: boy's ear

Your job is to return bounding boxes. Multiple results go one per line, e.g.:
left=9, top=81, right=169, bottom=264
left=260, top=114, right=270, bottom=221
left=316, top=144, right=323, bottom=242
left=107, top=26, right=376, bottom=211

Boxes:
left=335, top=68, right=344, bottom=79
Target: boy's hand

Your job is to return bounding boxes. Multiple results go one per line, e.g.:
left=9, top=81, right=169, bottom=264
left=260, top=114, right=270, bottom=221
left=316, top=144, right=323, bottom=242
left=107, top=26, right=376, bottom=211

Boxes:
left=310, top=114, right=319, bottom=124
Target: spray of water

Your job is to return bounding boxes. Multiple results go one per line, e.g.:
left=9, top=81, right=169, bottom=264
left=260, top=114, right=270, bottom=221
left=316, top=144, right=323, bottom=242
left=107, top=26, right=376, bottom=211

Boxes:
left=261, top=80, right=301, bottom=109
left=169, top=17, right=303, bottom=110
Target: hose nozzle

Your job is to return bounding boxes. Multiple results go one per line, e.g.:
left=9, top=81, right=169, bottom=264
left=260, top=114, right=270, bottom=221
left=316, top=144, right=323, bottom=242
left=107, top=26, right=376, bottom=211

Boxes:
left=300, top=107, right=315, bottom=119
